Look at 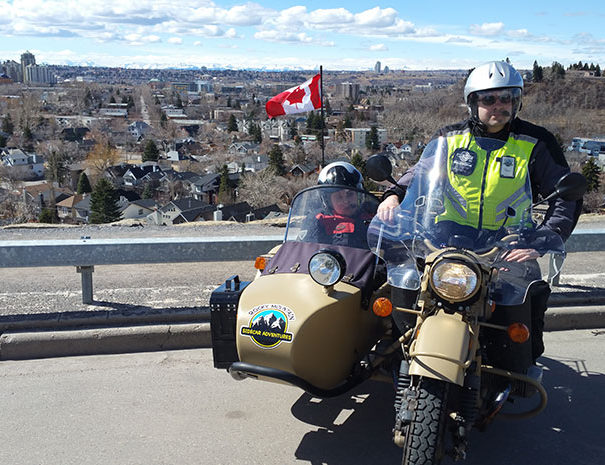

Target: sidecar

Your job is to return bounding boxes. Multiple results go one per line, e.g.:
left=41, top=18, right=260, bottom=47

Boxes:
left=211, top=185, right=386, bottom=396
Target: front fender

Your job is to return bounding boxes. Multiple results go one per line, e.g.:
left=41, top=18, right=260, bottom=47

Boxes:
left=409, top=310, right=471, bottom=386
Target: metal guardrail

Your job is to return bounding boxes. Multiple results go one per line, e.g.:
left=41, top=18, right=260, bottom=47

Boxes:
left=0, top=236, right=283, bottom=304
left=1, top=230, right=604, bottom=303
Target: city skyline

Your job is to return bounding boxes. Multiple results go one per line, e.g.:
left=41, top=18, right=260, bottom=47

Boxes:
left=1, top=1, right=604, bottom=71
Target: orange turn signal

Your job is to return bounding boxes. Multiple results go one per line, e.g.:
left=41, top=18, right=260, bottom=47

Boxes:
left=373, top=297, right=393, bottom=317
left=507, top=323, right=530, bottom=343
left=254, top=256, right=267, bottom=271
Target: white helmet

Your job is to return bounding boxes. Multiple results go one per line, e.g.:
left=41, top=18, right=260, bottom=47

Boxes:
left=318, top=162, right=364, bottom=190
left=464, top=61, right=524, bottom=122
left=464, top=61, right=523, bottom=103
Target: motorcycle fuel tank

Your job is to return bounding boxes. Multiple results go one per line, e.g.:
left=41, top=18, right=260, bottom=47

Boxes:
left=236, top=273, right=382, bottom=390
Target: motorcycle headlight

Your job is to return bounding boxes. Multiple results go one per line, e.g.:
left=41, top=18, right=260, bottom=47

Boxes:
left=309, top=251, right=346, bottom=286
left=430, top=260, right=479, bottom=302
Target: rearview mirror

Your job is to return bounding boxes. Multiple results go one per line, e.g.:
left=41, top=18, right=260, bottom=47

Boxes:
left=366, top=154, right=394, bottom=183
left=555, top=172, right=587, bottom=202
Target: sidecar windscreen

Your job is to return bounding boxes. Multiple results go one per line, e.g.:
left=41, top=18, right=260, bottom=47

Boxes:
left=285, top=185, right=379, bottom=250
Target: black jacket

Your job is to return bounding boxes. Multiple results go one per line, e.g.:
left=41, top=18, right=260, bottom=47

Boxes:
left=385, top=118, right=582, bottom=242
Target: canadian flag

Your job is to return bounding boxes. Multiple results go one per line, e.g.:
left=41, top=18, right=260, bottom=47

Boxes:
left=265, top=74, right=322, bottom=119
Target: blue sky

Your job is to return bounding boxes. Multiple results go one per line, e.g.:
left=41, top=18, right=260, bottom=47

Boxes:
left=1, top=0, right=604, bottom=70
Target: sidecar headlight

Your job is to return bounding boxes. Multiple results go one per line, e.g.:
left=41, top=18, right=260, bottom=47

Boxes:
left=309, top=251, right=346, bottom=286
left=430, top=260, right=479, bottom=302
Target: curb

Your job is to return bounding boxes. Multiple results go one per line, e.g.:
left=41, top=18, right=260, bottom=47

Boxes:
left=0, top=323, right=211, bottom=361
left=1, top=304, right=605, bottom=361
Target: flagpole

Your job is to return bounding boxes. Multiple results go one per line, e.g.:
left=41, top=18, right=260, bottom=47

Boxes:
left=319, top=65, right=325, bottom=168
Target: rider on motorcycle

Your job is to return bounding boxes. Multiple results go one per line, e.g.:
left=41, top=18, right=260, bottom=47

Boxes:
left=303, top=161, right=374, bottom=249
left=377, top=61, right=583, bottom=366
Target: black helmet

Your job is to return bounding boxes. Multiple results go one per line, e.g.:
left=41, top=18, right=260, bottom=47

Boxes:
left=317, top=162, right=364, bottom=190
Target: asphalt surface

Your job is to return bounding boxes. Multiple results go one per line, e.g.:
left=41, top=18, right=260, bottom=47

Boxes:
left=1, top=330, right=603, bottom=465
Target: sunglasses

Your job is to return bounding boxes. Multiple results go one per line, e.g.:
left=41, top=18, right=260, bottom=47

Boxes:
left=476, top=92, right=513, bottom=106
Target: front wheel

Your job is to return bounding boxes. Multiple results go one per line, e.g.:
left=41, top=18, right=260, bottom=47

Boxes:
left=402, top=378, right=449, bottom=465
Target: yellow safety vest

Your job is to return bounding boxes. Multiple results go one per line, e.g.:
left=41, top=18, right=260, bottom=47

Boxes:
left=437, top=131, right=536, bottom=230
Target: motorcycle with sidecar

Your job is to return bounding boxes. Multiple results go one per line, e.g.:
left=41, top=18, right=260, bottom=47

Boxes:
left=210, top=136, right=586, bottom=464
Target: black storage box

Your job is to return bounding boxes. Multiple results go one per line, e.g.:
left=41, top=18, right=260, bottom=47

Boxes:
left=210, top=275, right=250, bottom=369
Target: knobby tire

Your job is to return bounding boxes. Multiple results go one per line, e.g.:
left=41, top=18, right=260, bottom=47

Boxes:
left=402, top=378, right=449, bottom=465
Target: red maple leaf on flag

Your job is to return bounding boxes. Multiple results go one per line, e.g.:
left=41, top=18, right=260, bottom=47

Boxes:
left=286, top=86, right=306, bottom=105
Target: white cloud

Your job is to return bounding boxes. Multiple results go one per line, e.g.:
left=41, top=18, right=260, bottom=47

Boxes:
left=168, top=37, right=183, bottom=44
left=254, top=30, right=313, bottom=44
left=354, top=7, right=398, bottom=27
left=507, top=29, right=529, bottom=38
left=469, top=22, right=504, bottom=36
left=193, top=40, right=202, bottom=46
left=370, top=43, right=388, bottom=51
left=308, top=8, right=354, bottom=25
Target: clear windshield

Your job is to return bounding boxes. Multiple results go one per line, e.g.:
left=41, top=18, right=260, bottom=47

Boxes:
left=367, top=136, right=565, bottom=305
left=285, top=185, right=379, bottom=250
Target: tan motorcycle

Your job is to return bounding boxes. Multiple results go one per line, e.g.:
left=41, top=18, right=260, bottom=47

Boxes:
left=210, top=136, right=586, bottom=464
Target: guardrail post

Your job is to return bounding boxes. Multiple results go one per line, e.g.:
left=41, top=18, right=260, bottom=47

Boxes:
left=547, top=253, right=565, bottom=286
left=76, top=266, right=94, bottom=304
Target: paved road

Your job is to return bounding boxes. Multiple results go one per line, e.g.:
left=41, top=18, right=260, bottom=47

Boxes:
left=0, top=329, right=603, bottom=465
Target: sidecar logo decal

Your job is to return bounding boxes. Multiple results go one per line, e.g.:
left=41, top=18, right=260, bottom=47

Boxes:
left=240, top=304, right=295, bottom=349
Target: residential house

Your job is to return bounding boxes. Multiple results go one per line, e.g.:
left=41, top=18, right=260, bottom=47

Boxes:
left=289, top=162, right=318, bottom=178
left=227, top=154, right=269, bottom=174
left=261, top=118, right=291, bottom=142
left=215, top=202, right=281, bottom=222
left=1, top=148, right=45, bottom=178
left=56, top=193, right=88, bottom=223
left=105, top=163, right=137, bottom=187
left=121, top=198, right=158, bottom=220
left=186, top=173, right=220, bottom=203
left=74, top=195, right=91, bottom=223
left=228, top=141, right=259, bottom=156
left=172, top=204, right=216, bottom=224
left=21, top=182, right=72, bottom=209
left=123, top=164, right=162, bottom=187
left=150, top=197, right=210, bottom=225
left=128, top=121, right=152, bottom=140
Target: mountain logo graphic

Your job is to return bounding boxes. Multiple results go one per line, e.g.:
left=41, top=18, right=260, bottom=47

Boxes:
left=241, top=308, right=294, bottom=349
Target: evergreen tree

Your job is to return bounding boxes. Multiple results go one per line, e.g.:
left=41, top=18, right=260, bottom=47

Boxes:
left=0, top=134, right=6, bottom=147
left=289, top=124, right=298, bottom=139
left=350, top=152, right=377, bottom=191
left=596, top=65, right=601, bottom=77
left=141, top=182, right=154, bottom=199
left=90, top=178, right=122, bottom=224
left=582, top=157, right=601, bottom=193
left=39, top=207, right=59, bottom=224
left=365, top=126, right=380, bottom=151
left=227, top=114, right=238, bottom=132
left=533, top=60, right=543, bottom=82
left=160, top=112, right=168, bottom=128
left=268, top=144, right=286, bottom=176
left=248, top=123, right=262, bottom=143
left=23, top=125, right=33, bottom=141
left=344, top=116, right=352, bottom=129
left=217, top=164, right=233, bottom=204
left=550, top=61, right=566, bottom=79
left=2, top=114, right=14, bottom=135
left=324, top=98, right=332, bottom=116
left=77, top=172, right=92, bottom=194
left=109, top=96, right=116, bottom=104
left=143, top=139, right=160, bottom=162
left=175, top=94, right=183, bottom=109
left=306, top=113, right=316, bottom=133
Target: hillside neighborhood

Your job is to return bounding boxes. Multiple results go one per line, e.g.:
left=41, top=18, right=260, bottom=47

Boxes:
left=1, top=53, right=604, bottom=225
